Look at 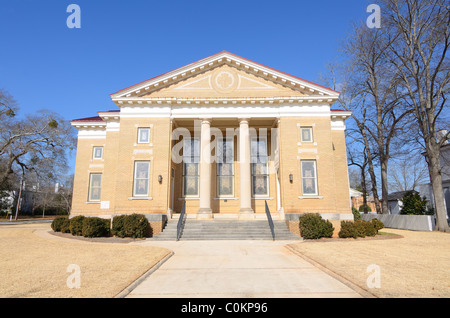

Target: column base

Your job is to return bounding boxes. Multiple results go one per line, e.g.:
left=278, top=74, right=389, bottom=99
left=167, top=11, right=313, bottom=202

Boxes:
left=197, top=208, right=213, bottom=219
left=239, top=208, right=255, bottom=220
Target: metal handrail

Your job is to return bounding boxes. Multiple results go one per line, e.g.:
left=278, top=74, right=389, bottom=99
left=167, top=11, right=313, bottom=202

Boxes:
left=176, top=202, right=187, bottom=241
left=265, top=200, right=275, bottom=241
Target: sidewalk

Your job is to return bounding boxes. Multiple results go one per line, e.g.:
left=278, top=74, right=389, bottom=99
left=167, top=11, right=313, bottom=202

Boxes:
left=124, top=240, right=362, bottom=298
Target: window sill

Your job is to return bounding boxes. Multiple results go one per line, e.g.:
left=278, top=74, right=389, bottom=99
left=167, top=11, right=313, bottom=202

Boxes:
left=85, top=201, right=100, bottom=204
left=298, top=195, right=323, bottom=199
left=214, top=197, right=239, bottom=200
left=128, top=196, right=153, bottom=200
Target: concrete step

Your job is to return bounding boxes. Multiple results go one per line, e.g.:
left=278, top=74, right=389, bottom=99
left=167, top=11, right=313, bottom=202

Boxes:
left=151, top=219, right=301, bottom=241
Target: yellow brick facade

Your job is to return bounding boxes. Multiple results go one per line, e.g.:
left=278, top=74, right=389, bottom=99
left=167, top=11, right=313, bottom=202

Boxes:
left=70, top=51, right=353, bottom=236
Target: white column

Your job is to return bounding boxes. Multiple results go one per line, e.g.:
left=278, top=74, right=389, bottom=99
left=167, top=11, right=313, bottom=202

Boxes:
left=239, top=118, right=254, bottom=217
left=198, top=118, right=213, bottom=218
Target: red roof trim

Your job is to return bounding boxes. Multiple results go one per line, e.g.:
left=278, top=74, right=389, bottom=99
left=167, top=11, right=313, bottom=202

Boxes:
left=70, top=116, right=104, bottom=123
left=97, top=110, right=120, bottom=113
left=110, top=51, right=340, bottom=96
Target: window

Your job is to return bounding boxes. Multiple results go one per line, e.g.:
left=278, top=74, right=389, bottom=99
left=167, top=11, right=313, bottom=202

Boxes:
left=301, top=160, right=318, bottom=195
left=300, top=127, right=313, bottom=142
left=133, top=161, right=150, bottom=196
left=251, top=137, right=269, bottom=197
left=92, top=146, right=103, bottom=159
left=88, top=173, right=102, bottom=202
left=137, top=128, right=150, bottom=144
left=217, top=138, right=234, bottom=197
left=182, top=138, right=200, bottom=197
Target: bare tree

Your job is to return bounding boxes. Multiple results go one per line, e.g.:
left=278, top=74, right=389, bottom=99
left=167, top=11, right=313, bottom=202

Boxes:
left=389, top=155, right=429, bottom=192
left=0, top=107, right=76, bottom=188
left=342, top=25, right=414, bottom=214
left=322, top=36, right=412, bottom=215
left=380, top=0, right=450, bottom=231
left=348, top=143, right=372, bottom=213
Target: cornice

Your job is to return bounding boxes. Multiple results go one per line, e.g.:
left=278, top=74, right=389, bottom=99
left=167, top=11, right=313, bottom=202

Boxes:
left=110, top=51, right=340, bottom=101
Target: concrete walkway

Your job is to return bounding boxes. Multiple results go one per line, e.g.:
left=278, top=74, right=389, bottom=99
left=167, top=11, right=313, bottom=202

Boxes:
left=125, top=240, right=362, bottom=298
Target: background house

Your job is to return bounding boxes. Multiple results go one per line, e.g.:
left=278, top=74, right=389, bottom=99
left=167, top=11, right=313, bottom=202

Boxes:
left=350, top=188, right=376, bottom=212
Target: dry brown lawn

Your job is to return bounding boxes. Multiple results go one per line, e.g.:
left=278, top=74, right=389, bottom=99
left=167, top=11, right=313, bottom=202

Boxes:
left=1, top=223, right=449, bottom=298
left=288, top=228, right=450, bottom=298
left=0, top=223, right=171, bottom=298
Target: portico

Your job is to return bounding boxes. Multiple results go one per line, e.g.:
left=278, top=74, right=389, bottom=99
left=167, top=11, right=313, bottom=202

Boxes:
left=169, top=116, right=279, bottom=219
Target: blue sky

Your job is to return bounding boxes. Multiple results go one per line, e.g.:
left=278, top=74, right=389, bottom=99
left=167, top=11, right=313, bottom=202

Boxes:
left=0, top=0, right=370, bottom=170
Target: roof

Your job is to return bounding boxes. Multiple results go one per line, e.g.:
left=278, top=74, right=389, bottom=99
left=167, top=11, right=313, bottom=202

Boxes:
left=110, top=51, right=340, bottom=99
left=387, top=190, right=418, bottom=201
left=70, top=116, right=104, bottom=123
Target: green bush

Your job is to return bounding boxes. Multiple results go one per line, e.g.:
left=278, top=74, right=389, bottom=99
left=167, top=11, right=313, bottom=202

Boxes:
left=299, top=213, right=334, bottom=239
left=338, top=219, right=383, bottom=239
left=112, top=214, right=151, bottom=238
left=69, top=216, right=85, bottom=236
left=338, top=221, right=358, bottom=239
left=371, top=218, right=384, bottom=232
left=123, top=214, right=151, bottom=238
left=352, top=207, right=361, bottom=220
left=400, top=191, right=430, bottom=215
left=355, top=220, right=377, bottom=237
left=112, top=215, right=127, bottom=238
left=358, top=205, right=372, bottom=212
left=82, top=217, right=111, bottom=238
left=51, top=216, right=70, bottom=232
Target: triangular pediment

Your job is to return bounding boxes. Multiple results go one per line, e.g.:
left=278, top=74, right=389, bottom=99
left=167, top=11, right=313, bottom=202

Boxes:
left=140, top=65, right=305, bottom=99
left=110, top=51, right=339, bottom=103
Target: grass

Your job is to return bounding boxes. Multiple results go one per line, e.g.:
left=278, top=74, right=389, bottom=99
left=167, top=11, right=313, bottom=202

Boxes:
left=377, top=231, right=399, bottom=236
left=0, top=223, right=171, bottom=298
left=288, top=228, right=450, bottom=297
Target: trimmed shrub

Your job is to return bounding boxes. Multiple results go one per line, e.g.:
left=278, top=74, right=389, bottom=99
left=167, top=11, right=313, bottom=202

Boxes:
left=112, top=215, right=127, bottom=238
left=338, top=221, right=358, bottom=239
left=112, top=214, right=151, bottom=238
left=51, top=216, right=70, bottom=232
left=338, top=219, right=383, bottom=238
left=299, top=213, right=334, bottom=239
left=69, top=216, right=85, bottom=236
left=371, top=218, right=384, bottom=232
left=82, top=217, right=111, bottom=238
left=354, top=220, right=377, bottom=237
left=123, top=214, right=151, bottom=238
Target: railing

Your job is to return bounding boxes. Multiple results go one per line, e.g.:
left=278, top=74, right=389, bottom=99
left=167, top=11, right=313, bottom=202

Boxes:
left=265, top=200, right=275, bottom=241
left=176, top=202, right=187, bottom=241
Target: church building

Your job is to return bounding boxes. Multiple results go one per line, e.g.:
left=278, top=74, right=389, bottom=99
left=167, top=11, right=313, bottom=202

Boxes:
left=70, top=51, right=353, bottom=236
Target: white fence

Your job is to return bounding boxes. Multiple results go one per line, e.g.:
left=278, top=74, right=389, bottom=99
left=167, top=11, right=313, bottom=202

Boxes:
left=360, top=213, right=435, bottom=231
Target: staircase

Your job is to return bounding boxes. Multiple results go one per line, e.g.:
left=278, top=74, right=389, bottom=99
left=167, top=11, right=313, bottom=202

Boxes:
left=152, top=219, right=301, bottom=241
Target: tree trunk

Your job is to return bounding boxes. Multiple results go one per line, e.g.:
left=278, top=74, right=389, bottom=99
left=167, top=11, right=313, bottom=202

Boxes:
left=361, top=168, right=369, bottom=213
left=380, top=159, right=390, bottom=214
left=426, top=146, right=449, bottom=232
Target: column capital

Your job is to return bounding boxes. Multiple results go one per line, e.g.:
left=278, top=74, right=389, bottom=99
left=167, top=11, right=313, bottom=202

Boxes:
left=200, top=118, right=212, bottom=124
left=238, top=117, right=250, bottom=124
